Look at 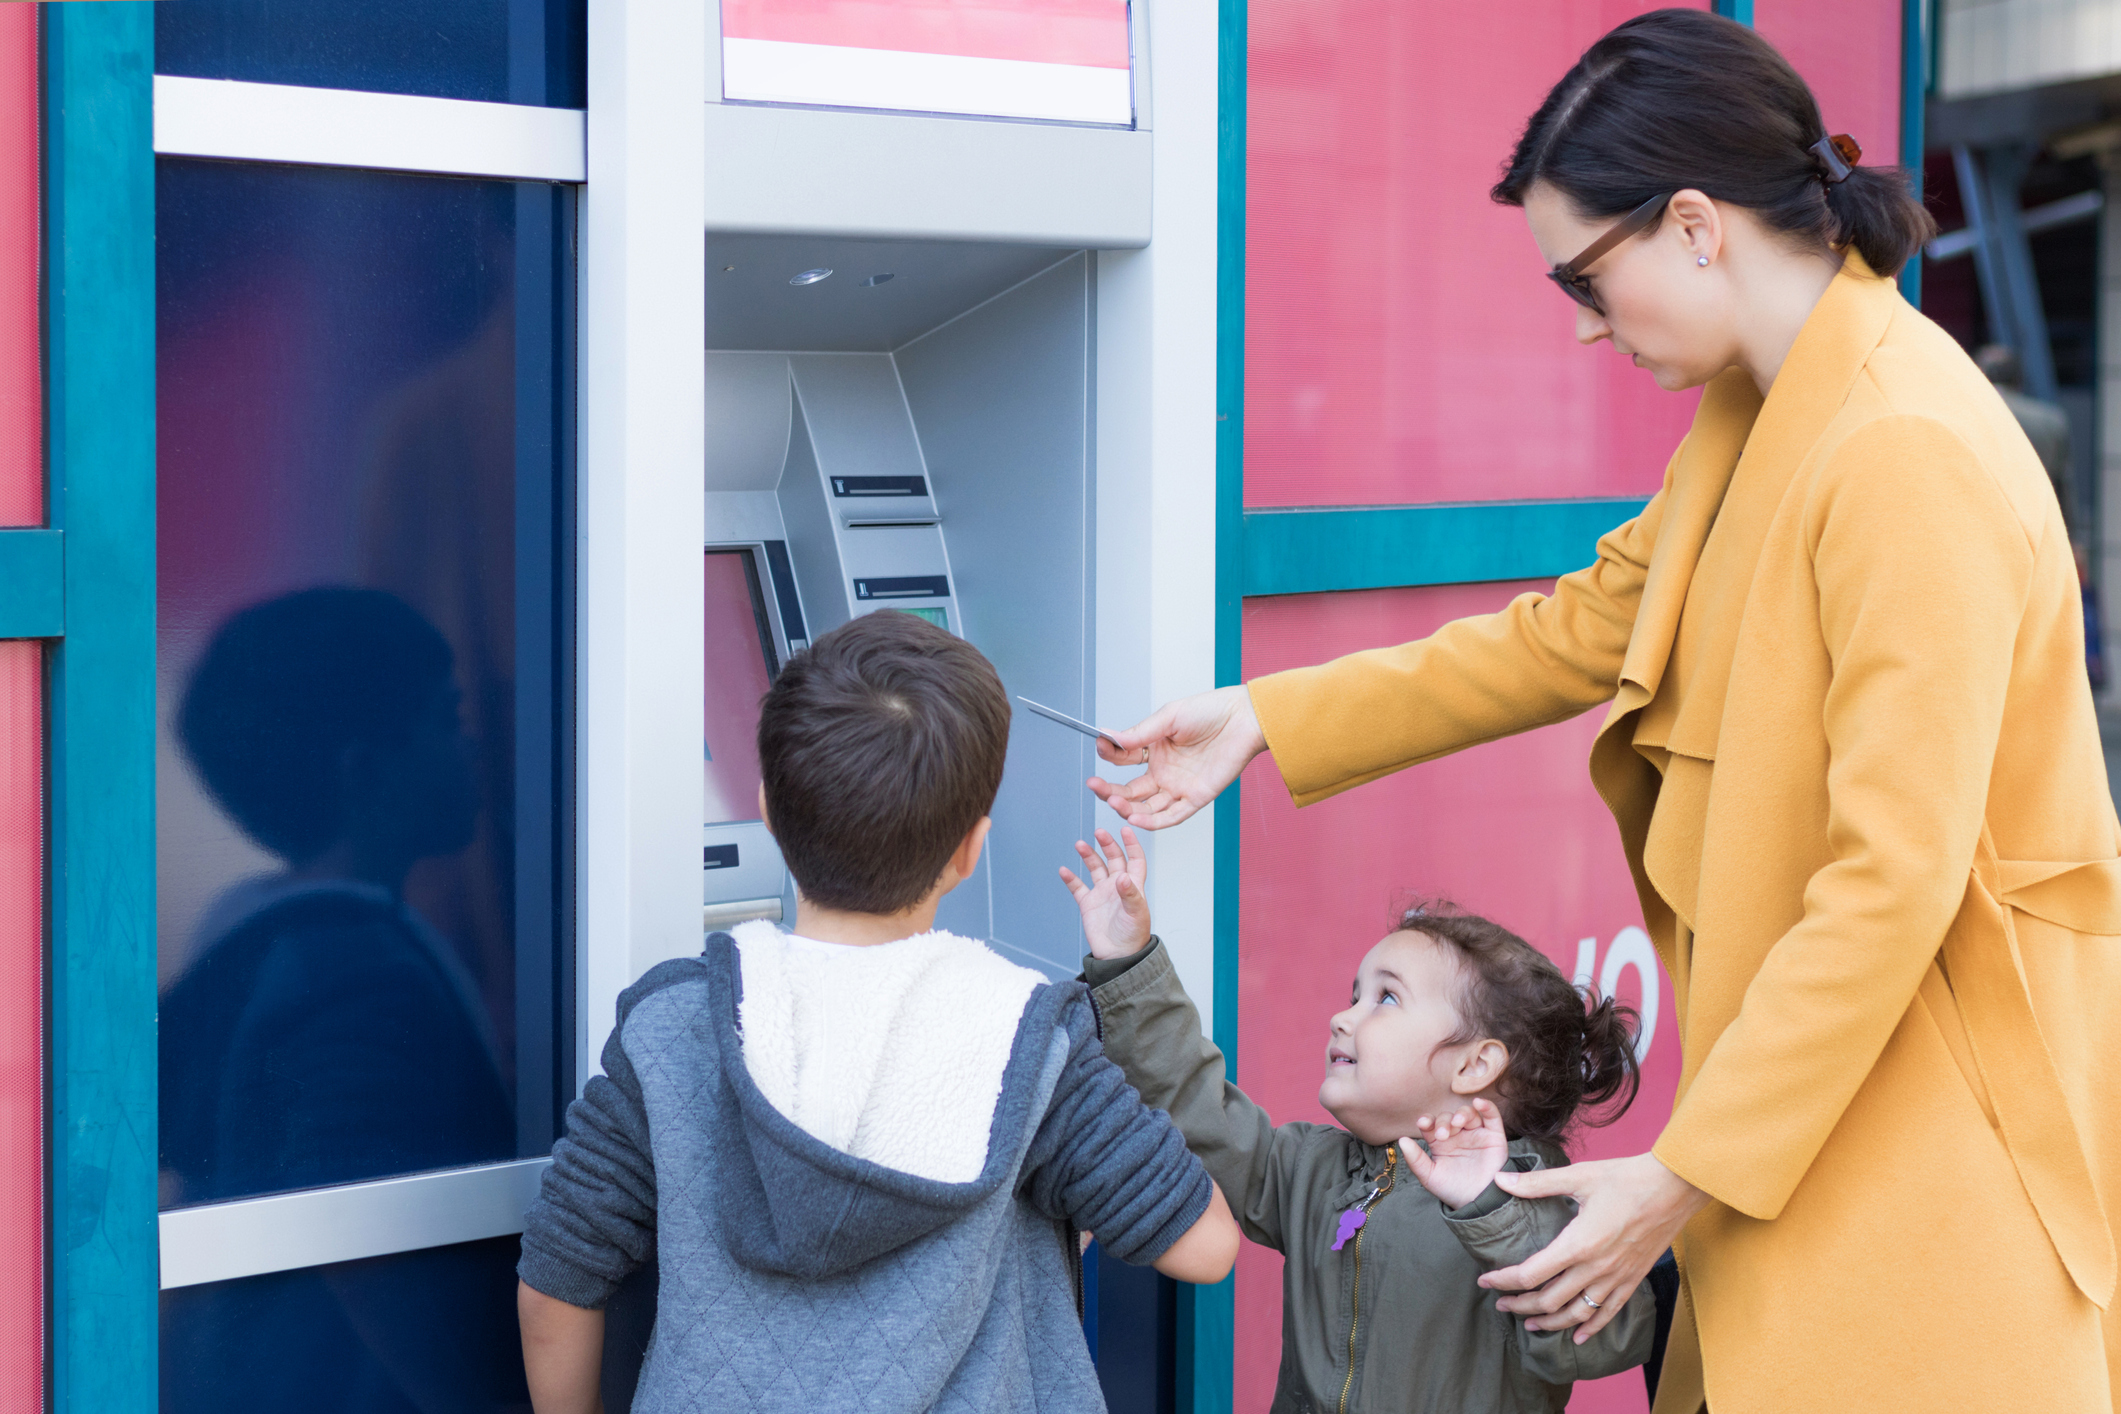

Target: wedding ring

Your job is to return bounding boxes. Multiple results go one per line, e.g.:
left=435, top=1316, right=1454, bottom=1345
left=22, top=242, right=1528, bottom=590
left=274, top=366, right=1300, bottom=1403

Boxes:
left=1580, top=1294, right=1602, bottom=1310
left=1139, top=745, right=1150, bottom=763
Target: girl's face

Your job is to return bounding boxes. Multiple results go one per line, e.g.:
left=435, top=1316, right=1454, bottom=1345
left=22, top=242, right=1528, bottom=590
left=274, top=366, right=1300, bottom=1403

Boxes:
left=1318, top=930, right=1507, bottom=1147
left=1522, top=180, right=1741, bottom=393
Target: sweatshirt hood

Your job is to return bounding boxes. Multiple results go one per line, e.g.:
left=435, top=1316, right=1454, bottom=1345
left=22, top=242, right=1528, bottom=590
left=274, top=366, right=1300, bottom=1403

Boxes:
left=696, top=934, right=1070, bottom=1279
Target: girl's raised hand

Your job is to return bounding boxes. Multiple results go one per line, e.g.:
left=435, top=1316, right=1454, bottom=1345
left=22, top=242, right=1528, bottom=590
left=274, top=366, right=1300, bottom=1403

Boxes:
left=1059, top=826, right=1152, bottom=960
left=1403, top=1098, right=1510, bottom=1211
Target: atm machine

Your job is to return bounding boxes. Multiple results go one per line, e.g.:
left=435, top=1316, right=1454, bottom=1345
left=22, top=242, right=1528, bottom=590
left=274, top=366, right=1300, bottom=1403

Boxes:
left=698, top=238, right=1107, bottom=973
left=626, top=6, right=1205, bottom=1408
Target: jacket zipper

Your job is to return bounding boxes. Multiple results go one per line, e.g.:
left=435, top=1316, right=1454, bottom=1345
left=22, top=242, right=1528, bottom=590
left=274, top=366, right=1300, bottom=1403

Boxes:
left=1336, top=1147, right=1397, bottom=1414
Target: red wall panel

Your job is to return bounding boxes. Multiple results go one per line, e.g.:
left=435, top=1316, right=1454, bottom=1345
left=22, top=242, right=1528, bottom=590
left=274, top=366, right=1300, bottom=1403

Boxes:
left=1238, top=584, right=1677, bottom=1413
left=1754, top=0, right=1903, bottom=187
left=1242, top=1, right=1706, bottom=511
left=0, top=1, right=38, bottom=526
left=0, top=7, right=40, bottom=1411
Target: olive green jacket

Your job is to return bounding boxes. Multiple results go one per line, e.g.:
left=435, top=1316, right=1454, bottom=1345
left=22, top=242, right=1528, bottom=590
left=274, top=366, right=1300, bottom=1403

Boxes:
left=1084, top=939, right=1653, bottom=1414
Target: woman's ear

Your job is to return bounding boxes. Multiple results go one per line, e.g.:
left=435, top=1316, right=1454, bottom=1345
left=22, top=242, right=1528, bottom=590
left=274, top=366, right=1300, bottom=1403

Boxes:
left=1451, top=1038, right=1511, bottom=1096
left=757, top=782, right=773, bottom=837
left=1667, top=187, right=1723, bottom=266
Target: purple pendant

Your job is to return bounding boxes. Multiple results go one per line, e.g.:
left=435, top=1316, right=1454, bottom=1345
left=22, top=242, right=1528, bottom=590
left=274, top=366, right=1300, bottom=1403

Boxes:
left=1330, top=1207, right=1367, bottom=1252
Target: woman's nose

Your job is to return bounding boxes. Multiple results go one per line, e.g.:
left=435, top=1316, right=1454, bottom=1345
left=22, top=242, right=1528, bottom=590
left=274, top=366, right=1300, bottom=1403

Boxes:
left=1575, top=304, right=1611, bottom=346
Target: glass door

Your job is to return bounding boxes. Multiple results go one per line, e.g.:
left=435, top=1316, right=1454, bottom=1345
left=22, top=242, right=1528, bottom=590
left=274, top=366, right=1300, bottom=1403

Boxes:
left=150, top=6, right=581, bottom=1407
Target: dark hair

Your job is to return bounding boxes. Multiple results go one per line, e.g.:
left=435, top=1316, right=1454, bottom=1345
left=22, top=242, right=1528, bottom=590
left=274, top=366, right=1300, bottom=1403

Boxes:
left=1396, top=900, right=1640, bottom=1146
left=179, top=586, right=456, bottom=861
left=758, top=610, right=1011, bottom=915
left=1492, top=9, right=1934, bottom=278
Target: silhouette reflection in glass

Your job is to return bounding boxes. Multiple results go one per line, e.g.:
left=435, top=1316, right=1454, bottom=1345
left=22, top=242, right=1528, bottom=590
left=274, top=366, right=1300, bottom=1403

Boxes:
left=159, top=587, right=527, bottom=1414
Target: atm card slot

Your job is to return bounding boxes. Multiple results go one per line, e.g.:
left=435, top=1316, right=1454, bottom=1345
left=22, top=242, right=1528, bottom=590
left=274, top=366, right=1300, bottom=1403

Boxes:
left=846, top=517, right=941, bottom=529
left=831, top=475, right=928, bottom=498
left=854, top=575, right=950, bottom=600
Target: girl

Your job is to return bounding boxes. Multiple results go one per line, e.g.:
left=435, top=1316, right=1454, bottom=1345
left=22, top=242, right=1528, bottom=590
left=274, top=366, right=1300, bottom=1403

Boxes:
left=1062, top=827, right=1649, bottom=1414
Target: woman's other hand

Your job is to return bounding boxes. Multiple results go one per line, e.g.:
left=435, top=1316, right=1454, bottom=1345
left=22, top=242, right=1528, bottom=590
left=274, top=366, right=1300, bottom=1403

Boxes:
left=1060, top=826, right=1152, bottom=960
left=1404, top=1098, right=1510, bottom=1211
left=1480, top=1152, right=1709, bottom=1343
left=1087, top=686, right=1268, bottom=830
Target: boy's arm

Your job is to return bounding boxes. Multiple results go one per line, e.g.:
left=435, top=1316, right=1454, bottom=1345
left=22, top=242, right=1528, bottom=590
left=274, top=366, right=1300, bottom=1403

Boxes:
left=1085, top=938, right=1313, bottom=1253
left=519, top=1282, right=606, bottom=1414
left=1017, top=987, right=1235, bottom=1282
left=1443, top=1159, right=1655, bottom=1384
left=517, top=1060, right=658, bottom=1307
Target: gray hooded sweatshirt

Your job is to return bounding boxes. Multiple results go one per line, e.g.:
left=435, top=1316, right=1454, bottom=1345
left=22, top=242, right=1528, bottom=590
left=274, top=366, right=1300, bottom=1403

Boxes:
left=518, top=931, right=1214, bottom=1413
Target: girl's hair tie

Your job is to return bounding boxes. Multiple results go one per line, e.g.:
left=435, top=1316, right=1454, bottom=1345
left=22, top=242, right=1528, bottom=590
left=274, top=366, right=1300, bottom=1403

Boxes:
left=1810, top=133, right=1861, bottom=186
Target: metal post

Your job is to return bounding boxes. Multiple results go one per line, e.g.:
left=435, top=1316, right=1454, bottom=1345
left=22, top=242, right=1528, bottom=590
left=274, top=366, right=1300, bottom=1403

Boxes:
left=1953, top=144, right=2017, bottom=352
left=1983, top=144, right=2061, bottom=400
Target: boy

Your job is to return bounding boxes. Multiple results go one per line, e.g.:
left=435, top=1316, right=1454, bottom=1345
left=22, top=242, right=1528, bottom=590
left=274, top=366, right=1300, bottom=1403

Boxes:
left=516, top=611, right=1239, bottom=1414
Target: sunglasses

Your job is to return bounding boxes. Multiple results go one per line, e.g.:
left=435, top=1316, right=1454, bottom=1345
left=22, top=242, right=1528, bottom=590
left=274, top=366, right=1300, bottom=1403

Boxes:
left=1545, top=192, right=1675, bottom=316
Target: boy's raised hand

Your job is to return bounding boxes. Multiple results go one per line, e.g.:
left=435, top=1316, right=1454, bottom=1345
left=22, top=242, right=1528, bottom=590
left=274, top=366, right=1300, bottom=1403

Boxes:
left=1059, top=826, right=1152, bottom=960
left=1403, top=1098, right=1510, bottom=1211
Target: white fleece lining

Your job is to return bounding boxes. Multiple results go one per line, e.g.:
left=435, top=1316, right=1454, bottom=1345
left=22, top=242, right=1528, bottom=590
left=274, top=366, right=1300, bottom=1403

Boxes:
left=731, top=920, right=1044, bottom=1183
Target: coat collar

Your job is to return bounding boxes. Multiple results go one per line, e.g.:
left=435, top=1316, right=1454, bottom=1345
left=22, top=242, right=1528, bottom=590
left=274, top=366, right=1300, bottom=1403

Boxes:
left=1600, top=253, right=1901, bottom=732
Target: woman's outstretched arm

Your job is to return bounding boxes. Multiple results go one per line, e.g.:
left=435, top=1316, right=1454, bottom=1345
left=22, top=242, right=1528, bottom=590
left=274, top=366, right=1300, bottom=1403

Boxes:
left=1092, top=472, right=1669, bottom=828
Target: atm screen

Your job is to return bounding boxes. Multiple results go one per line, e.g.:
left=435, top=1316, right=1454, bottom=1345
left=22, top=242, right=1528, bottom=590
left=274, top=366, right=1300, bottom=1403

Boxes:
left=705, top=549, right=777, bottom=825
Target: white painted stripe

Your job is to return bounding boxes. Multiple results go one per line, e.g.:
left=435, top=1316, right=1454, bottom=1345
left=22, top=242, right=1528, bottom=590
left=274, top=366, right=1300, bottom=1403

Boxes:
left=722, top=38, right=1132, bottom=127
left=153, top=76, right=586, bottom=182
left=158, top=1158, right=552, bottom=1289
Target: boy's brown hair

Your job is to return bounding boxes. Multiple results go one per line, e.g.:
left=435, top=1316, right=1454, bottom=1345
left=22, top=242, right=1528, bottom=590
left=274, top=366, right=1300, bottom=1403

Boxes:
left=758, top=610, right=1010, bottom=914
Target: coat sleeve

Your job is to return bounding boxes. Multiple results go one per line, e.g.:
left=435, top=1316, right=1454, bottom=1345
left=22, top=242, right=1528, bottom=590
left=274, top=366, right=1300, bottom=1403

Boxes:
left=1444, top=1161, right=1654, bottom=1382
left=1653, top=414, right=2038, bottom=1218
left=1085, top=939, right=1331, bottom=1253
left=1246, top=474, right=1666, bottom=807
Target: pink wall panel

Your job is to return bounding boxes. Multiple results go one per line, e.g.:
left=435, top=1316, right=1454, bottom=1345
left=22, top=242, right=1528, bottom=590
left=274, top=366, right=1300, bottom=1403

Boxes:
left=0, top=643, right=40, bottom=1414
left=1753, top=1, right=1903, bottom=184
left=721, top=0, right=1131, bottom=67
left=0, top=10, right=39, bottom=1412
left=0, top=0, right=40, bottom=527
left=1242, top=1, right=1706, bottom=511
left=1237, top=583, right=1681, bottom=1414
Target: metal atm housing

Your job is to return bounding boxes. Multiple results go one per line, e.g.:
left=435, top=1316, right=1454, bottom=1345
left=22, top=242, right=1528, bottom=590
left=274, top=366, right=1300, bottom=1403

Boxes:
left=701, top=234, right=1104, bottom=981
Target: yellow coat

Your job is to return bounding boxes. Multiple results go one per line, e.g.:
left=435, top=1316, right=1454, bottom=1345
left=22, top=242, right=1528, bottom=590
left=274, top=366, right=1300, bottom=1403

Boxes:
left=1248, top=257, right=2121, bottom=1412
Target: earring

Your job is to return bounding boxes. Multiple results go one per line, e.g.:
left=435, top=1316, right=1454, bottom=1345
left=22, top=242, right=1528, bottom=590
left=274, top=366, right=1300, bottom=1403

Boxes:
left=1697, top=255, right=1710, bottom=267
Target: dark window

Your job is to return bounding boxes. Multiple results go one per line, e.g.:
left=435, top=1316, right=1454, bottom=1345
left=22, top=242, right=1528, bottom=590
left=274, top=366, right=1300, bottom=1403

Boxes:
left=161, top=1236, right=531, bottom=1413
left=156, top=0, right=587, bottom=108
left=155, top=158, right=575, bottom=1209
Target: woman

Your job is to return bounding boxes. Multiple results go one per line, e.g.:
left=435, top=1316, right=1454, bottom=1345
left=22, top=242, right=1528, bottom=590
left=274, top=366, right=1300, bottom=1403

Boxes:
left=1092, top=12, right=2121, bottom=1412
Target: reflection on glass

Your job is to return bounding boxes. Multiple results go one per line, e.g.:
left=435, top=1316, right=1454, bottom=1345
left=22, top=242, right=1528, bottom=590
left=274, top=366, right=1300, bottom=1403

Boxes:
left=155, top=0, right=587, bottom=108
left=156, top=159, right=569, bottom=1207
left=703, top=549, right=776, bottom=825
left=160, top=590, right=512, bottom=1203
left=161, top=1235, right=531, bottom=1414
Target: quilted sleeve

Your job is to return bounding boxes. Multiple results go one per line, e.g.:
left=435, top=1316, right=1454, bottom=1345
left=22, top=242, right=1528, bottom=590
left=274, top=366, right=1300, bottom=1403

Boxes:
left=1016, top=988, right=1215, bottom=1267
left=517, top=990, right=661, bottom=1309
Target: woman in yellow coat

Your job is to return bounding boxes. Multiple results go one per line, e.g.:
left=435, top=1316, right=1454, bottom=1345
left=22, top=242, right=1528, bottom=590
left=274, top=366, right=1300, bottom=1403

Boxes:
left=1092, top=13, right=2120, bottom=1412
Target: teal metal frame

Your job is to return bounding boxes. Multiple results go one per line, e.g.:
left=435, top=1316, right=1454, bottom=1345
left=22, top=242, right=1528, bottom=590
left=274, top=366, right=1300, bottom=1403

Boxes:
left=1712, top=0, right=1754, bottom=25
left=1901, top=0, right=1930, bottom=305
left=1243, top=500, right=1648, bottom=598
left=42, top=6, right=158, bottom=1412
left=0, top=531, right=63, bottom=639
